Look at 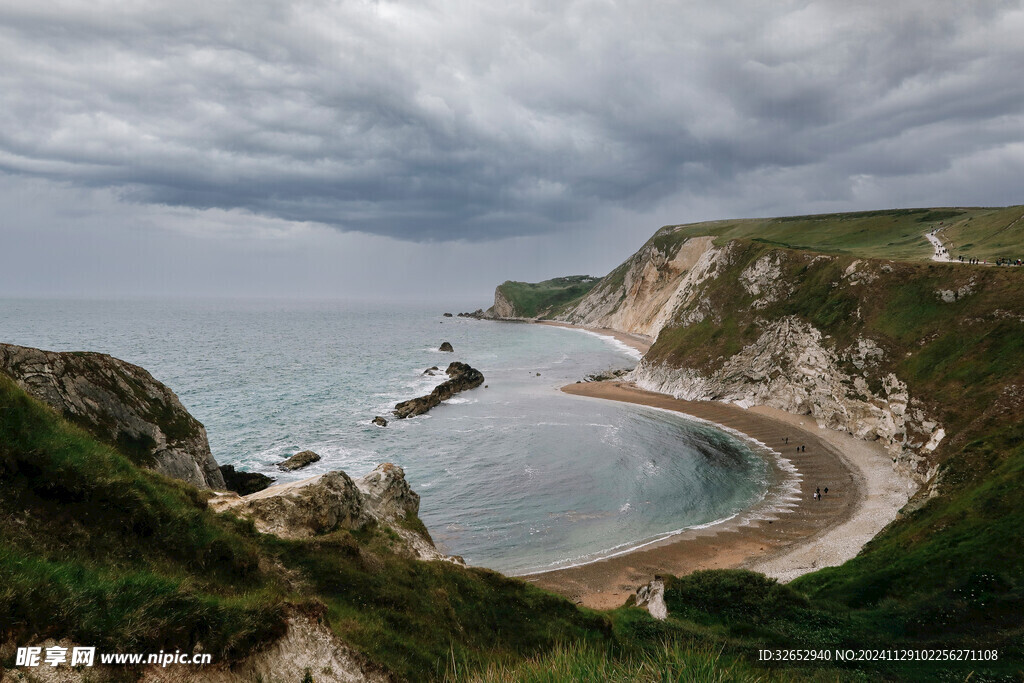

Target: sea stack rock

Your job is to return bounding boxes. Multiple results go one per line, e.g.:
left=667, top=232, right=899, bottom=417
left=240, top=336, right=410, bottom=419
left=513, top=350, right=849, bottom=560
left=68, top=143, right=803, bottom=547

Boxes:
left=394, top=362, right=485, bottom=418
left=278, top=450, right=321, bottom=471
left=372, top=416, right=388, bottom=427
left=439, top=341, right=454, bottom=352
left=0, top=343, right=226, bottom=490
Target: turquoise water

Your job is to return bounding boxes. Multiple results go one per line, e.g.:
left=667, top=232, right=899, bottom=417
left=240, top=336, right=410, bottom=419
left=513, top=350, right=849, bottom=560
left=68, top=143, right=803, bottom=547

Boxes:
left=0, top=298, right=769, bottom=573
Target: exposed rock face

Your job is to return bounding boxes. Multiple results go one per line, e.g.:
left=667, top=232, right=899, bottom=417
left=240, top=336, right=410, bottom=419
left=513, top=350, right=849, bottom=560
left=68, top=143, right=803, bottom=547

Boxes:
left=0, top=343, right=225, bottom=490
left=372, top=416, right=388, bottom=427
left=211, top=463, right=456, bottom=563
left=439, top=341, right=454, bottom=352
left=491, top=286, right=517, bottom=318
left=394, top=362, right=484, bottom=418
left=356, top=462, right=419, bottom=520
left=633, top=578, right=667, bottom=620
left=278, top=449, right=321, bottom=471
left=211, top=471, right=365, bottom=539
left=220, top=464, right=275, bottom=495
left=629, top=316, right=942, bottom=480
left=556, top=235, right=724, bottom=338
left=442, top=312, right=454, bottom=317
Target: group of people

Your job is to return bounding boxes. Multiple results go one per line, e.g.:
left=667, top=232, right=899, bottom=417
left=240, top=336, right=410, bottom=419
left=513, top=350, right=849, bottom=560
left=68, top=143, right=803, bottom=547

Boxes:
left=956, top=255, right=1022, bottom=266
left=782, top=437, right=829, bottom=500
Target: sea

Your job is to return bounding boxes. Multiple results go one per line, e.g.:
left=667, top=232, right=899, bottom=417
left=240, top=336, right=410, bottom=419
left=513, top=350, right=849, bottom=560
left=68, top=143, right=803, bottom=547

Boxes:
left=0, top=298, right=771, bottom=574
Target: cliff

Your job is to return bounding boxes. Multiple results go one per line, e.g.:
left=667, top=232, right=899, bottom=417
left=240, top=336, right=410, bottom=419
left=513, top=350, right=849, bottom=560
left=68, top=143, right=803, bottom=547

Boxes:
left=524, top=214, right=1024, bottom=485
left=488, top=275, right=599, bottom=319
left=0, top=343, right=225, bottom=489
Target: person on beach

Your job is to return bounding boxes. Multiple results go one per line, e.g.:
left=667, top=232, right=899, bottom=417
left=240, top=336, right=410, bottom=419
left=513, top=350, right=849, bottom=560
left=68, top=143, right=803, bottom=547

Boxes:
left=824, top=486, right=829, bottom=496
left=815, top=487, right=820, bottom=498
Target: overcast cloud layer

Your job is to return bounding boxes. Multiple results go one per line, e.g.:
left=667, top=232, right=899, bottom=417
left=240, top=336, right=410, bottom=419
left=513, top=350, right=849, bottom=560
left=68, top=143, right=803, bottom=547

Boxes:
left=2, top=1, right=1024, bottom=297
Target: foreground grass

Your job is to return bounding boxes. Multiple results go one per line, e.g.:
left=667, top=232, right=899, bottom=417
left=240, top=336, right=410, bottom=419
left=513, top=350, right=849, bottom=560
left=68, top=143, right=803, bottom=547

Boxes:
left=447, top=641, right=767, bottom=683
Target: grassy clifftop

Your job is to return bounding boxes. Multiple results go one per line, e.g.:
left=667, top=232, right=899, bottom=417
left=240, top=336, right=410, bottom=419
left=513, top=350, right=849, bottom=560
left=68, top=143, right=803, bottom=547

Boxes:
left=493, top=276, right=599, bottom=318
left=653, top=205, right=1024, bottom=262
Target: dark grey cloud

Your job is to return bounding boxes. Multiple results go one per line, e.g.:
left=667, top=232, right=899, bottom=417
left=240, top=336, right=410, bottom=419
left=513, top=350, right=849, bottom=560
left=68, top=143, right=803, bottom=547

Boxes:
left=1, top=0, right=1023, bottom=244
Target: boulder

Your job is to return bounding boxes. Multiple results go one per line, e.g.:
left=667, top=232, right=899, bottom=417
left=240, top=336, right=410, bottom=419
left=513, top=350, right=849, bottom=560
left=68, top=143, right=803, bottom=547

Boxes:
left=439, top=341, right=454, bottom=352
left=0, top=343, right=225, bottom=490
left=278, top=449, right=321, bottom=471
left=355, top=463, right=419, bottom=520
left=394, top=362, right=485, bottom=418
left=372, top=416, right=388, bottom=427
left=442, top=312, right=453, bottom=317
left=220, top=464, right=275, bottom=495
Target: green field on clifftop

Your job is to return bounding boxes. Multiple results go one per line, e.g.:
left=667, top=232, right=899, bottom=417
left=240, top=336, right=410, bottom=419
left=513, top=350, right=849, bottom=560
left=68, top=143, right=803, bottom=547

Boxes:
left=654, top=205, right=1024, bottom=262
left=494, top=275, right=599, bottom=318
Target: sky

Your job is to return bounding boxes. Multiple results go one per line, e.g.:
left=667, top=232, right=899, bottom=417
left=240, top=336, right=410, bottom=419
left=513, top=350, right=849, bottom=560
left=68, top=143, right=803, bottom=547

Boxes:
left=1, top=0, right=1023, bottom=302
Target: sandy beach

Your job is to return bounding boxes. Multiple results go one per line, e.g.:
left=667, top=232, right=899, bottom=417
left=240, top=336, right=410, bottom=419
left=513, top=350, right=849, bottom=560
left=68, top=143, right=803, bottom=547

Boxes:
left=535, top=320, right=653, bottom=355
left=525, top=380, right=916, bottom=609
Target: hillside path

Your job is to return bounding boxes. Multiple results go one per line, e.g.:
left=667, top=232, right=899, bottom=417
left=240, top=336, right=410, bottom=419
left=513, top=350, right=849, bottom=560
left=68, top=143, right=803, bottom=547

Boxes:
left=927, top=229, right=951, bottom=261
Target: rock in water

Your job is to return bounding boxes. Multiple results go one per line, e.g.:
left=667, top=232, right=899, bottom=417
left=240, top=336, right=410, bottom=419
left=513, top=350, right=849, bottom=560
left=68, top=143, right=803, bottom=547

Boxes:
left=278, top=449, right=321, bottom=471
left=372, top=416, right=388, bottom=427
left=442, top=312, right=453, bottom=317
left=220, top=464, right=275, bottom=495
left=0, top=343, right=225, bottom=489
left=394, top=362, right=485, bottom=418
left=439, top=341, right=454, bottom=352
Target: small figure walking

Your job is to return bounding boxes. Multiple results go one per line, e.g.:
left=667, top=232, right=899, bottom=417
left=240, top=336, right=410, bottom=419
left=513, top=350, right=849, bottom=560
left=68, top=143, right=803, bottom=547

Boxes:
left=815, top=487, right=821, bottom=501
left=824, top=486, right=829, bottom=496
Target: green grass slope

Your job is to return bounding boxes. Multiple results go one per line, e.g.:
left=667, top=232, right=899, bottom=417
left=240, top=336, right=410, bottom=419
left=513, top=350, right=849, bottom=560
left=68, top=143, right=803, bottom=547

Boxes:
left=494, top=275, right=599, bottom=318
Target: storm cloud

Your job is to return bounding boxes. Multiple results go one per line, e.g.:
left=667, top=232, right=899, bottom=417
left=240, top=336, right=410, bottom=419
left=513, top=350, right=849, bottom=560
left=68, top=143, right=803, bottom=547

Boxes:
left=2, top=0, right=1022, bottom=245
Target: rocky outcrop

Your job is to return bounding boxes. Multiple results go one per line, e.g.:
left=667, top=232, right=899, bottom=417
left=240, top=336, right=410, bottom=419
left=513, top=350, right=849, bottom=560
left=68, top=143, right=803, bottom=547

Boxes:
left=0, top=343, right=225, bottom=490
left=442, top=312, right=453, bottom=317
left=210, top=463, right=455, bottom=562
left=278, top=449, right=321, bottom=471
left=394, top=362, right=484, bottom=418
left=632, top=578, right=667, bottom=620
left=356, top=462, right=420, bottom=521
left=211, top=471, right=365, bottom=539
left=372, top=416, right=388, bottom=427
left=439, top=341, right=454, bottom=352
left=220, top=464, right=274, bottom=495
left=629, top=316, right=942, bottom=480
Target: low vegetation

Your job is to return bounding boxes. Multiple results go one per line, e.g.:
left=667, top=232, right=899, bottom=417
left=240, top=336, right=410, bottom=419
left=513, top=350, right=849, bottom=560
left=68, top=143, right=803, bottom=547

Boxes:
left=494, top=275, right=599, bottom=318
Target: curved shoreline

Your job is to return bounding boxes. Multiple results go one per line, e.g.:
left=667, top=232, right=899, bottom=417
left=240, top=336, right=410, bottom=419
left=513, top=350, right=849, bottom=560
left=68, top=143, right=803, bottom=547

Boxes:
left=525, top=380, right=912, bottom=609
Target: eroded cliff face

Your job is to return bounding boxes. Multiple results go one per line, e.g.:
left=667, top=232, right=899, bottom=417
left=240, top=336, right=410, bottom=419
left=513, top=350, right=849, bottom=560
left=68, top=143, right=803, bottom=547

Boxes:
left=630, top=319, right=941, bottom=481
left=492, top=286, right=517, bottom=318
left=556, top=234, right=722, bottom=338
left=0, top=343, right=225, bottom=489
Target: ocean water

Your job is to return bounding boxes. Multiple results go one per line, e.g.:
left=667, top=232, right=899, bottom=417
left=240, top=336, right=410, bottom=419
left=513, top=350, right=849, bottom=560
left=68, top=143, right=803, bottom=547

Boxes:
left=0, top=298, right=770, bottom=574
